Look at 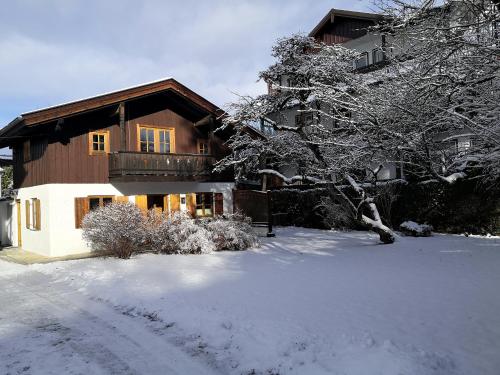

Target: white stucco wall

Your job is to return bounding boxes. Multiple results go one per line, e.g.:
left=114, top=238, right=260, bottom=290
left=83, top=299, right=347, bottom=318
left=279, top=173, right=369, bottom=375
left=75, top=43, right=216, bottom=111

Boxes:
left=15, top=182, right=235, bottom=257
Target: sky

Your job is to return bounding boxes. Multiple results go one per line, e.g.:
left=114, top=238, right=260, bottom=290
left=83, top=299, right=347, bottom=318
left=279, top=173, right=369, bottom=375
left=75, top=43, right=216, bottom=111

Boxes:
left=0, top=0, right=372, bottom=130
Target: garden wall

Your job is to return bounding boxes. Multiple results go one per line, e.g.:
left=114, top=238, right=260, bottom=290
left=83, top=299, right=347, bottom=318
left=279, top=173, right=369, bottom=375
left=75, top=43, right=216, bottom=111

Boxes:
left=269, top=181, right=500, bottom=235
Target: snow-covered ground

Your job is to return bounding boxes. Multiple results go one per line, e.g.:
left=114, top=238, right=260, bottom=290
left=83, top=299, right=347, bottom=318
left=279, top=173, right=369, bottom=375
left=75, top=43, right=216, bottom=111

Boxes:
left=1, top=227, right=499, bottom=375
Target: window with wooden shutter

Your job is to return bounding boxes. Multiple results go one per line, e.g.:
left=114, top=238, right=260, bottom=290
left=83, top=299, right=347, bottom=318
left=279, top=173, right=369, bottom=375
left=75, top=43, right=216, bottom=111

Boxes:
left=25, top=200, right=30, bottom=229
left=75, top=197, right=90, bottom=228
left=135, top=195, right=148, bottom=212
left=169, top=194, right=180, bottom=213
left=186, top=193, right=196, bottom=217
left=33, top=198, right=41, bottom=230
left=114, top=196, right=130, bottom=204
left=214, top=193, right=224, bottom=216
left=25, top=198, right=41, bottom=230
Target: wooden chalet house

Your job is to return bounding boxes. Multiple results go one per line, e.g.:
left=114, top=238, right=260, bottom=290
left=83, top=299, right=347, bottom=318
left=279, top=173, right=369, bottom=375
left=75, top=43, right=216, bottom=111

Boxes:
left=0, top=78, right=235, bottom=257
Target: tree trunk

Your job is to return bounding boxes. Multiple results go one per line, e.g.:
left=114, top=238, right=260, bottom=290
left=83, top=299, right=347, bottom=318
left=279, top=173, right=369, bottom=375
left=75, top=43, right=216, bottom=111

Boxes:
left=344, top=175, right=395, bottom=244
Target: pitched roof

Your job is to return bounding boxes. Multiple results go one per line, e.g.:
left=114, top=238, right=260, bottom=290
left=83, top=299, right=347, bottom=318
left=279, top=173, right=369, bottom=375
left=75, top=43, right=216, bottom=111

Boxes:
left=0, top=78, right=224, bottom=142
left=309, top=8, right=382, bottom=38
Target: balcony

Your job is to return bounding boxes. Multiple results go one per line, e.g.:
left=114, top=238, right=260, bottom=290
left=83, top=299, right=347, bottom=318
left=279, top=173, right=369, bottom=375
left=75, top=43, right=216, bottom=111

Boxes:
left=108, top=151, right=217, bottom=181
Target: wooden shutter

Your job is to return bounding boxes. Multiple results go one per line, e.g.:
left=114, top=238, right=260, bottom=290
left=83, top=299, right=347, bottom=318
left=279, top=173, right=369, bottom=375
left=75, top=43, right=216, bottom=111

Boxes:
left=75, top=197, right=90, bottom=228
left=34, top=199, right=41, bottom=230
left=170, top=194, right=180, bottom=213
left=187, top=193, right=196, bottom=217
left=115, top=196, right=130, bottom=204
left=25, top=200, right=30, bottom=229
left=214, top=193, right=224, bottom=216
left=135, top=195, right=148, bottom=212
left=163, top=195, right=170, bottom=212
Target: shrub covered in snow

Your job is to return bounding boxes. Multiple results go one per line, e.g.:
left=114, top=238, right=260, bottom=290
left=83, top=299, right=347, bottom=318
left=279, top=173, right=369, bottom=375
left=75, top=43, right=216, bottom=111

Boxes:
left=149, top=211, right=215, bottom=254
left=82, top=202, right=146, bottom=258
left=83, top=203, right=256, bottom=257
left=203, top=213, right=259, bottom=251
left=400, top=221, right=433, bottom=237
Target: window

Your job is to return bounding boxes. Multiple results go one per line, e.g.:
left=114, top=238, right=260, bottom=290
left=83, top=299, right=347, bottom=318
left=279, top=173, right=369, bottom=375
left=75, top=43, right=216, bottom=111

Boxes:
left=89, top=196, right=113, bottom=211
left=456, top=139, right=472, bottom=153
left=25, top=198, right=41, bottom=230
left=372, top=48, right=385, bottom=64
left=140, top=128, right=155, bottom=152
left=195, top=193, right=213, bottom=217
left=159, top=130, right=171, bottom=153
left=295, top=113, right=314, bottom=126
left=355, top=52, right=369, bottom=69
left=137, top=126, right=175, bottom=153
left=198, top=140, right=209, bottom=154
left=23, top=141, right=31, bottom=162
left=88, top=131, right=110, bottom=155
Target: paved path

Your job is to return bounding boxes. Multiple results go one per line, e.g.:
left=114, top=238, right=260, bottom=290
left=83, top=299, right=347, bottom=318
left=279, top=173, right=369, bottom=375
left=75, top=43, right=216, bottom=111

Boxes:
left=0, top=268, right=216, bottom=375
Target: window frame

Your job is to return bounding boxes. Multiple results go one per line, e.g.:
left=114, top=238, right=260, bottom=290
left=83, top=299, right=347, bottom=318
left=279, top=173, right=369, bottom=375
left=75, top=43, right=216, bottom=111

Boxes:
left=372, top=48, right=384, bottom=64
left=88, top=195, right=114, bottom=211
left=136, top=125, right=175, bottom=153
left=88, top=131, right=110, bottom=155
left=195, top=192, right=213, bottom=217
left=25, top=198, right=41, bottom=231
left=355, top=52, right=369, bottom=69
left=197, top=139, right=210, bottom=155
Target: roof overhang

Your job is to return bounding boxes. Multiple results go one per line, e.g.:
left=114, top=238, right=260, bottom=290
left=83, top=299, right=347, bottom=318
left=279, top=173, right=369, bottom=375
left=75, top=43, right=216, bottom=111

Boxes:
left=309, top=8, right=382, bottom=38
left=0, top=78, right=225, bottom=147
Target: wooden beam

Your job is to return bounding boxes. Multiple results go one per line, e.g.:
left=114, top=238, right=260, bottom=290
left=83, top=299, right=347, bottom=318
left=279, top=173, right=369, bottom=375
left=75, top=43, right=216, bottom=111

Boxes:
left=194, top=115, right=214, bottom=127
left=119, top=102, right=126, bottom=151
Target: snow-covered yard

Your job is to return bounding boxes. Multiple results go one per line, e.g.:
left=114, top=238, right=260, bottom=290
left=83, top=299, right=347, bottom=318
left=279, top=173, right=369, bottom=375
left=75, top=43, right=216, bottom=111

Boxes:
left=1, top=228, right=499, bottom=375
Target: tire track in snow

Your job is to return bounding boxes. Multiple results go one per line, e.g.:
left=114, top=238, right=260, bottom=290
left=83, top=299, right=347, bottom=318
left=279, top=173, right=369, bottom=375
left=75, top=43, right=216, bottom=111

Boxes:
left=0, top=270, right=218, bottom=375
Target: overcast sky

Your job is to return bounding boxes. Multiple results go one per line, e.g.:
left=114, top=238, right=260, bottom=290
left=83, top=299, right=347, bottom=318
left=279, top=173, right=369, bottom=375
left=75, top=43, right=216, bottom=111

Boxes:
left=0, top=0, right=372, bottom=129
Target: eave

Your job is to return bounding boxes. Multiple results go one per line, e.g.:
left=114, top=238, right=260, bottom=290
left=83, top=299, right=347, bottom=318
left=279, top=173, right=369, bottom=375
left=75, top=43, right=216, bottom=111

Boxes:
left=0, top=78, right=225, bottom=148
left=309, top=8, right=383, bottom=38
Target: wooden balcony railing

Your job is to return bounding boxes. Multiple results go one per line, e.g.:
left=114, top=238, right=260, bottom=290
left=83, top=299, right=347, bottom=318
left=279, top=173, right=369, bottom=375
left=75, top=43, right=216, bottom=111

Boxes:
left=108, top=151, right=216, bottom=179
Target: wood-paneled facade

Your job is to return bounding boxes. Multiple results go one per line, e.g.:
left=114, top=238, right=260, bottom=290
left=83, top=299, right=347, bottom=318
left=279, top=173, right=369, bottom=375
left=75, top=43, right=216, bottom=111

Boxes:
left=5, top=79, right=231, bottom=189
left=308, top=9, right=381, bottom=45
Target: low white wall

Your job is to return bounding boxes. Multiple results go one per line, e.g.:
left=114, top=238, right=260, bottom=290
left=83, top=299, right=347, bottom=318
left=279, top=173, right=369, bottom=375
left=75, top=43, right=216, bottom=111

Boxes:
left=16, top=182, right=235, bottom=257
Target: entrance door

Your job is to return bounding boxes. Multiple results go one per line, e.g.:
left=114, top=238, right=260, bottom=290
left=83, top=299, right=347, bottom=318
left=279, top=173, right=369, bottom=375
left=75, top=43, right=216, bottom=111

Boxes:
left=16, top=199, right=22, bottom=247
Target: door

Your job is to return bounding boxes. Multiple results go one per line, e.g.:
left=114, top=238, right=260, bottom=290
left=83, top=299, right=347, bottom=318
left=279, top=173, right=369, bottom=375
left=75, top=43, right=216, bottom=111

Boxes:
left=16, top=199, right=22, bottom=247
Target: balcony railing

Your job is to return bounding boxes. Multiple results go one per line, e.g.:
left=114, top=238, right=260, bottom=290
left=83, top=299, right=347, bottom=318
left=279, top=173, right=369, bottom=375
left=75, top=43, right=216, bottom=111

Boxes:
left=109, top=151, right=216, bottom=179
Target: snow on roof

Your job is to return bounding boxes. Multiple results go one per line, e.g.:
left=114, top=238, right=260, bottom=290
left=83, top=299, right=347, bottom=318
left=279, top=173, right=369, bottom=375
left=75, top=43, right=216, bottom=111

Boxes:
left=23, top=76, right=174, bottom=116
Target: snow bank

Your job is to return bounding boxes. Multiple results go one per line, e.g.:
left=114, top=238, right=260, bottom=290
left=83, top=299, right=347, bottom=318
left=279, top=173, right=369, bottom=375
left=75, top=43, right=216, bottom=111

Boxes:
left=400, top=221, right=433, bottom=236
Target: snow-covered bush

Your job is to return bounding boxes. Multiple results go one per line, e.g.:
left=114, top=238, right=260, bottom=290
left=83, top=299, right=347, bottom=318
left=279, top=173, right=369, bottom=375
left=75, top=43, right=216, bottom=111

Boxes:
left=149, top=211, right=215, bottom=254
left=400, top=221, right=433, bottom=237
left=203, top=213, right=258, bottom=251
left=82, top=202, right=146, bottom=258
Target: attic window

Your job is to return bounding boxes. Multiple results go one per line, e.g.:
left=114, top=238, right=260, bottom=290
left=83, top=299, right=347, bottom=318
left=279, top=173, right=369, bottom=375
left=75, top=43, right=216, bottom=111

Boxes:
left=198, top=140, right=209, bottom=154
left=89, top=131, right=110, bottom=155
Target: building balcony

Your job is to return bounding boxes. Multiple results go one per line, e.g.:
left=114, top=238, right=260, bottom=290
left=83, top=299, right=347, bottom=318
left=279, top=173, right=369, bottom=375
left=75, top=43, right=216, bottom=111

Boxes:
left=108, top=151, right=217, bottom=181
